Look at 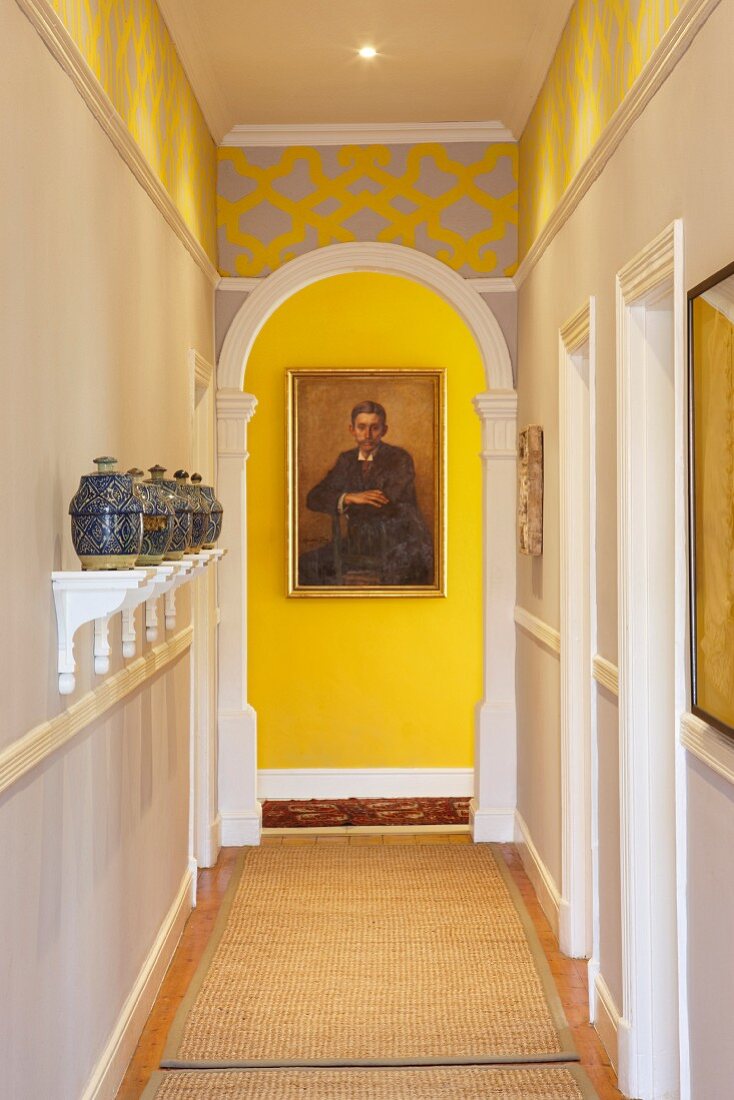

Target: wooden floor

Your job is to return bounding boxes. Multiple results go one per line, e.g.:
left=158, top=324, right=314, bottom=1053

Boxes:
left=117, top=835, right=625, bottom=1100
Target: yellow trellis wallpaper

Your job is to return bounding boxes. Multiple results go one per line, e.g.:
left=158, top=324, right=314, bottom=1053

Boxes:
left=519, top=0, right=685, bottom=257
left=217, top=143, right=518, bottom=278
left=51, top=0, right=217, bottom=262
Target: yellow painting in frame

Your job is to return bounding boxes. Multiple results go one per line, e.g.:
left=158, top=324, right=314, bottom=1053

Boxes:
left=689, top=262, right=734, bottom=736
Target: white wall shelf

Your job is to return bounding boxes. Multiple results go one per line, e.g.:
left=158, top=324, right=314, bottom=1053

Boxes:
left=52, top=552, right=225, bottom=695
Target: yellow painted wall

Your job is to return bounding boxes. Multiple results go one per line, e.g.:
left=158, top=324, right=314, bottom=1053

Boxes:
left=519, top=0, right=684, bottom=257
left=247, top=273, right=484, bottom=769
left=51, top=0, right=217, bottom=260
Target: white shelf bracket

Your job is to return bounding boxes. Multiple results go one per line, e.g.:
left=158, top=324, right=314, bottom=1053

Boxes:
left=51, top=571, right=153, bottom=694
left=52, top=553, right=226, bottom=692
left=165, top=560, right=194, bottom=631
left=144, top=563, right=178, bottom=643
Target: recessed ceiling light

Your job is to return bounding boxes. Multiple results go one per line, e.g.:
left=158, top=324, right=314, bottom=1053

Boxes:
left=358, top=46, right=377, bottom=59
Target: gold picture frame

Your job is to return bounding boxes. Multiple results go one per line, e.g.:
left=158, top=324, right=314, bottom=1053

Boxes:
left=287, top=368, right=446, bottom=597
left=688, top=261, right=734, bottom=737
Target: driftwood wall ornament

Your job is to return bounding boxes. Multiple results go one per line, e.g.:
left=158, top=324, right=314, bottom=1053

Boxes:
left=518, top=425, right=543, bottom=555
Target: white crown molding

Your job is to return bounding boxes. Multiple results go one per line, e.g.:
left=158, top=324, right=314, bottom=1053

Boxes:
left=221, top=120, right=515, bottom=147
left=514, top=0, right=721, bottom=288
left=0, top=626, right=192, bottom=798
left=514, top=605, right=561, bottom=655
left=680, top=711, right=734, bottom=788
left=593, top=655, right=619, bottom=696
left=16, top=0, right=219, bottom=286
left=216, top=274, right=518, bottom=296
left=257, top=767, right=473, bottom=800
left=155, top=0, right=230, bottom=143
left=217, top=243, right=514, bottom=392
left=514, top=810, right=562, bottom=937
left=471, top=277, right=517, bottom=294
left=80, top=864, right=194, bottom=1100
left=217, top=277, right=263, bottom=294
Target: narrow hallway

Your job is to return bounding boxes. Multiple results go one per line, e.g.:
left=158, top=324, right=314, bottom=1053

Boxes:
left=117, top=836, right=624, bottom=1099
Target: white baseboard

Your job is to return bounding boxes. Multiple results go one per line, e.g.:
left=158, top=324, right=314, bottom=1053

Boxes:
left=513, top=810, right=562, bottom=937
left=221, top=808, right=262, bottom=846
left=81, top=864, right=195, bottom=1100
left=257, top=768, right=474, bottom=800
left=469, top=800, right=515, bottom=841
left=592, top=970, right=621, bottom=1072
left=197, top=813, right=222, bottom=869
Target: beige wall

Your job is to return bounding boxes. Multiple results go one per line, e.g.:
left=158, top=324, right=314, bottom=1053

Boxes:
left=516, top=3, right=734, bottom=1089
left=0, top=0, right=213, bottom=1094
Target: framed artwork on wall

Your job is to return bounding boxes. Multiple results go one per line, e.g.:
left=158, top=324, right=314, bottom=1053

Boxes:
left=518, top=424, right=543, bottom=556
left=287, top=368, right=446, bottom=597
left=688, top=260, right=734, bottom=737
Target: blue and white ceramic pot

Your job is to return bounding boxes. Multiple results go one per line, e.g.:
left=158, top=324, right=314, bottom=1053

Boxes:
left=128, top=468, right=175, bottom=565
left=69, top=457, right=143, bottom=570
left=145, top=465, right=193, bottom=560
left=174, top=470, right=208, bottom=552
left=191, top=474, right=223, bottom=548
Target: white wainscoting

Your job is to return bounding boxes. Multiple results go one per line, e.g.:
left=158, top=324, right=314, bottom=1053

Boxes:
left=592, top=655, right=619, bottom=696
left=80, top=863, right=195, bottom=1100
left=513, top=810, right=562, bottom=937
left=0, top=626, right=193, bottom=798
left=514, top=606, right=561, bottom=655
left=680, top=711, right=734, bottom=787
left=258, top=768, right=474, bottom=801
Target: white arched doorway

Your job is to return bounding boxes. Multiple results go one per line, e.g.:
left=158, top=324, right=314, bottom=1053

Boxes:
left=215, top=243, right=517, bottom=845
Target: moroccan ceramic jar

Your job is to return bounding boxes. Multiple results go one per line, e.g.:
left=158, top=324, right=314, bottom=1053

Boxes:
left=128, top=468, right=176, bottom=565
left=145, top=465, right=193, bottom=560
left=69, top=457, right=143, bottom=570
left=174, top=470, right=208, bottom=552
left=191, top=474, right=223, bottom=548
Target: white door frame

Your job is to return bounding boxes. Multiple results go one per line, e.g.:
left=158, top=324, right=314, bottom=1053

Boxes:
left=214, top=242, right=517, bottom=845
left=616, top=220, right=686, bottom=1100
left=558, top=299, right=596, bottom=959
left=189, top=349, right=221, bottom=868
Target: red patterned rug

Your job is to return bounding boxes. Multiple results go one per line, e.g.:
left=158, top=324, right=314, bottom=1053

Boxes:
left=262, top=797, right=471, bottom=829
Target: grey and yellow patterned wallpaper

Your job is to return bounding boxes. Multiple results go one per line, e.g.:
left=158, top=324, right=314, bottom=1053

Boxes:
left=217, top=142, right=518, bottom=278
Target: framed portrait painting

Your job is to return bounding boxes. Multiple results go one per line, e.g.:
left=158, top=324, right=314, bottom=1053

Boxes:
left=688, top=260, right=734, bottom=737
left=287, top=368, right=446, bottom=597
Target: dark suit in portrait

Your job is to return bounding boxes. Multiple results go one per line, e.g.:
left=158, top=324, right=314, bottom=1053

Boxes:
left=299, top=441, right=433, bottom=585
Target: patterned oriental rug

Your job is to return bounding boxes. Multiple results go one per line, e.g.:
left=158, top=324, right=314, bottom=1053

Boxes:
left=261, top=796, right=470, bottom=828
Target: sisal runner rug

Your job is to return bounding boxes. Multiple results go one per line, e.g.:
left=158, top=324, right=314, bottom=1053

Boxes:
left=162, top=843, right=577, bottom=1068
left=144, top=1064, right=598, bottom=1099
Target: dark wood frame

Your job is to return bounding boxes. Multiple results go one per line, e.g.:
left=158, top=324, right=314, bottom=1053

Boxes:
left=687, top=259, right=734, bottom=738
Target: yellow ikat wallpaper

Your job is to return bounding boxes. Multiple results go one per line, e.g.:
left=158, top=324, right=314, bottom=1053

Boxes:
left=51, top=0, right=217, bottom=261
left=519, top=0, right=685, bottom=256
left=217, top=143, right=518, bottom=278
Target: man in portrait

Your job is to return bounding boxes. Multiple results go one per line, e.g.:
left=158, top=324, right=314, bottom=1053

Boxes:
left=299, top=400, right=434, bottom=586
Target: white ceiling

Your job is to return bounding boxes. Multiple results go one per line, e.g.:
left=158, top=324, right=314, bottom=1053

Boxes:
left=157, top=0, right=574, bottom=143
